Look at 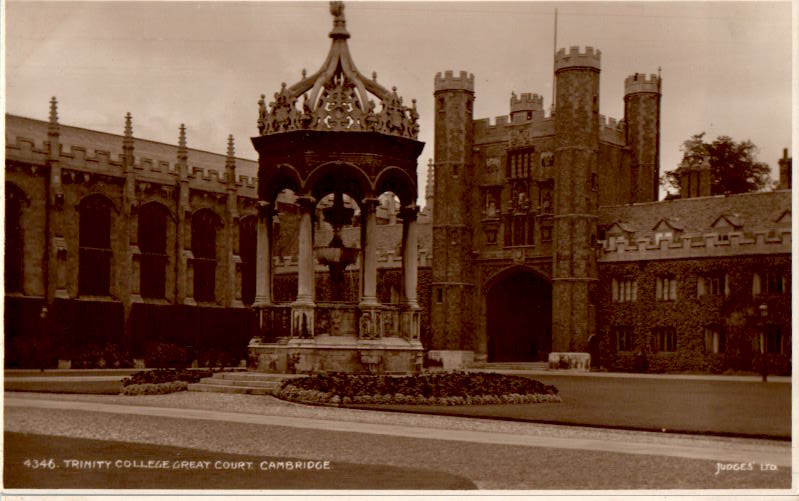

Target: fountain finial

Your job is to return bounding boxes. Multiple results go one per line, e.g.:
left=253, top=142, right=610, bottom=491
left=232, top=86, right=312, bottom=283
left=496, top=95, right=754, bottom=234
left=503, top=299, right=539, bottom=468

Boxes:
left=329, top=1, right=349, bottom=39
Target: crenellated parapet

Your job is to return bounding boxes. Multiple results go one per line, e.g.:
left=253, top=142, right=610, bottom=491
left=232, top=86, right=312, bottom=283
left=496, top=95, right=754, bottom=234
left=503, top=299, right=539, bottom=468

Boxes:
left=475, top=109, right=557, bottom=145
left=554, top=46, right=601, bottom=72
left=599, top=114, right=625, bottom=145
left=599, top=229, right=791, bottom=262
left=471, top=115, right=508, bottom=142
left=624, top=73, right=661, bottom=95
left=5, top=115, right=260, bottom=200
left=7, top=134, right=125, bottom=176
left=434, top=70, right=475, bottom=93
left=510, top=92, right=544, bottom=114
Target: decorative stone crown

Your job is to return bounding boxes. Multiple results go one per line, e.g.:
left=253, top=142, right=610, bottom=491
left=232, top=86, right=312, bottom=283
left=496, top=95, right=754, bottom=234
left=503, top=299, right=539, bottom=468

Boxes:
left=257, top=2, right=419, bottom=140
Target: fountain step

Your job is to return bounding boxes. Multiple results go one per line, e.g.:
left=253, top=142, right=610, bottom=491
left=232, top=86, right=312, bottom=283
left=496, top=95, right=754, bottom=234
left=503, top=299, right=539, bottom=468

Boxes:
left=187, top=383, right=275, bottom=395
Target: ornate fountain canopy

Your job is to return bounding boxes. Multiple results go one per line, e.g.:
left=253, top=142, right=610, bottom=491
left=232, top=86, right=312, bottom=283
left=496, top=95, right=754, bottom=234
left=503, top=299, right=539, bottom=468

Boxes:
left=257, top=1, right=419, bottom=140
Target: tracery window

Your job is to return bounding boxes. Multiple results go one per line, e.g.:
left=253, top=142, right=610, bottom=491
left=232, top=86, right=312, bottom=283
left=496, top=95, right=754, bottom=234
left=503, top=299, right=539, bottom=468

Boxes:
left=506, top=147, right=535, bottom=179
left=239, top=216, right=257, bottom=305
left=5, top=184, right=24, bottom=293
left=504, top=214, right=536, bottom=247
left=139, top=203, right=168, bottom=299
left=192, top=210, right=218, bottom=303
left=79, top=196, right=112, bottom=296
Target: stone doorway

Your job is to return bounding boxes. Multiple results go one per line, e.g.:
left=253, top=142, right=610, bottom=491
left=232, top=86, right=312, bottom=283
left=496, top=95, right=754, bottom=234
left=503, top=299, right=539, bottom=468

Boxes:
left=486, top=269, right=551, bottom=362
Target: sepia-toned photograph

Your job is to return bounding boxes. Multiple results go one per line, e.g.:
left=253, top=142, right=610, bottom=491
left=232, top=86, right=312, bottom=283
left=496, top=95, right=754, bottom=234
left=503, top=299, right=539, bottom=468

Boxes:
left=2, top=0, right=794, bottom=495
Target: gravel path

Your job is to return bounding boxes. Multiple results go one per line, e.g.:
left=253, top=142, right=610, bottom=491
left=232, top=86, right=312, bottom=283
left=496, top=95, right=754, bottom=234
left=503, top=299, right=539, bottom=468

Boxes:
left=7, top=391, right=787, bottom=452
left=5, top=392, right=791, bottom=490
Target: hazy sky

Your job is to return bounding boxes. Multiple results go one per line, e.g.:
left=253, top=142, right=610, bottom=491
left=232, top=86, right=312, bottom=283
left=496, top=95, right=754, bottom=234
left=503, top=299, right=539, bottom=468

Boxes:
left=4, top=1, right=794, bottom=201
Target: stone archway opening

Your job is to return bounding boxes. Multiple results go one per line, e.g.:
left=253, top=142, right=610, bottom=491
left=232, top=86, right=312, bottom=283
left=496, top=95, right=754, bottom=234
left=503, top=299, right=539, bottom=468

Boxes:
left=486, top=269, right=552, bottom=362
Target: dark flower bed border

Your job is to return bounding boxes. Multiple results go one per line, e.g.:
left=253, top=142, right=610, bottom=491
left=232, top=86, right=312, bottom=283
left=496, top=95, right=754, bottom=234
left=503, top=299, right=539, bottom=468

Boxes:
left=121, top=369, right=212, bottom=387
left=120, top=381, right=188, bottom=396
left=277, top=372, right=561, bottom=406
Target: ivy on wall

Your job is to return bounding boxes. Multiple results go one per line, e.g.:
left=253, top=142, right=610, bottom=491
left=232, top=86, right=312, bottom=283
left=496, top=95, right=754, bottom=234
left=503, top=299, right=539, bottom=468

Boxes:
left=597, top=255, right=791, bottom=374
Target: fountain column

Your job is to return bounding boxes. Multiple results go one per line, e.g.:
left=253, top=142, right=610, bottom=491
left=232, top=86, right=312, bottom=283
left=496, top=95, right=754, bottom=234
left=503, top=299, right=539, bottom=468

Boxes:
left=292, top=195, right=316, bottom=338
left=400, top=204, right=421, bottom=340
left=358, top=197, right=379, bottom=338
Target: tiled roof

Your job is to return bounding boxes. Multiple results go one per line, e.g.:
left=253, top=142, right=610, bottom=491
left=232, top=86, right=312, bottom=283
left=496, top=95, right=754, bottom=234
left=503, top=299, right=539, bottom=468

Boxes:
left=599, top=190, right=791, bottom=237
left=6, top=114, right=259, bottom=178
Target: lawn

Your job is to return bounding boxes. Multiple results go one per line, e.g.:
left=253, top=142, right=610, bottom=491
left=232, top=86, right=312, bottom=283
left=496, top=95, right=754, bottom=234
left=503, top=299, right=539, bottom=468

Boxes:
left=5, top=371, right=791, bottom=439
left=345, top=375, right=791, bottom=439
left=4, top=432, right=476, bottom=490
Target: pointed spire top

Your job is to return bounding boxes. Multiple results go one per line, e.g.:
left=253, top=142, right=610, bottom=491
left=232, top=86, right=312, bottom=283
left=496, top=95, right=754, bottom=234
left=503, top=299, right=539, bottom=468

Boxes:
left=426, top=158, right=434, bottom=189
left=425, top=158, right=435, bottom=208
left=122, top=112, right=133, bottom=159
left=48, top=97, right=60, bottom=137
left=329, top=1, right=349, bottom=39
left=177, top=123, right=187, bottom=162
left=123, top=113, right=134, bottom=165
left=49, top=96, right=59, bottom=125
left=124, top=112, right=133, bottom=138
left=225, top=134, right=236, bottom=177
left=226, top=134, right=235, bottom=159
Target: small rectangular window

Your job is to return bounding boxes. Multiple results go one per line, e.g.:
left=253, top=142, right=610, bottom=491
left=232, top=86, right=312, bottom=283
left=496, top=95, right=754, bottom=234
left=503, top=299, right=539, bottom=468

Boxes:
left=766, top=325, right=784, bottom=354
left=436, top=288, right=443, bottom=304
left=612, top=278, right=637, bottom=303
left=656, top=276, right=677, bottom=301
left=614, top=326, right=633, bottom=352
left=698, top=273, right=726, bottom=297
left=704, top=326, right=725, bottom=353
left=654, top=327, right=676, bottom=352
left=763, top=270, right=788, bottom=295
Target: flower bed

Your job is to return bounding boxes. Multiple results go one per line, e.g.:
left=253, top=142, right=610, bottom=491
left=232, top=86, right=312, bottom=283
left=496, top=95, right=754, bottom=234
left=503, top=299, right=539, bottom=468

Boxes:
left=120, top=369, right=212, bottom=396
left=121, top=369, right=211, bottom=387
left=120, top=381, right=188, bottom=396
left=277, top=372, right=560, bottom=406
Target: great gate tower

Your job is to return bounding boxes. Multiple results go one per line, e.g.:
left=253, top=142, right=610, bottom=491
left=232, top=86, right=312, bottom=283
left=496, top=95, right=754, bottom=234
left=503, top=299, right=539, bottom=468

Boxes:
left=429, top=71, right=477, bottom=367
left=550, top=47, right=600, bottom=363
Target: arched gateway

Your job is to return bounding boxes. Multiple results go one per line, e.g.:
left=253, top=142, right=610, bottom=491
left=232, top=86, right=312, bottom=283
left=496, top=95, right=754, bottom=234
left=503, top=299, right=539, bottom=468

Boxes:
left=486, top=268, right=551, bottom=362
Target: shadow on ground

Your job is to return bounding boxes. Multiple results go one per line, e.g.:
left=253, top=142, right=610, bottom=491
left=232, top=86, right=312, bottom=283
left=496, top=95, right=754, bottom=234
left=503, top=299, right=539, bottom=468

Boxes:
left=4, top=432, right=476, bottom=490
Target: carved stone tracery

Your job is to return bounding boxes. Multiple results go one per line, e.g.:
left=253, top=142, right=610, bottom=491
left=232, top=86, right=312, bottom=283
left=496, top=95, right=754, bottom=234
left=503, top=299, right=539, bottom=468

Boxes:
left=256, top=4, right=419, bottom=140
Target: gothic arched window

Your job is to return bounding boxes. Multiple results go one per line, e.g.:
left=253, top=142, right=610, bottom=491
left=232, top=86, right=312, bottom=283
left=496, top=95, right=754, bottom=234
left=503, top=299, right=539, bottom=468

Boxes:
left=192, top=209, right=218, bottom=302
left=79, top=195, right=113, bottom=296
left=239, top=216, right=257, bottom=305
left=139, top=203, right=168, bottom=299
left=5, top=184, right=24, bottom=293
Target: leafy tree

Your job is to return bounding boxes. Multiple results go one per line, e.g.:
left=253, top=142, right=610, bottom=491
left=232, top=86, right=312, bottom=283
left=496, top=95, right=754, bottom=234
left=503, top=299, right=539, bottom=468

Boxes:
left=663, top=133, right=773, bottom=196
